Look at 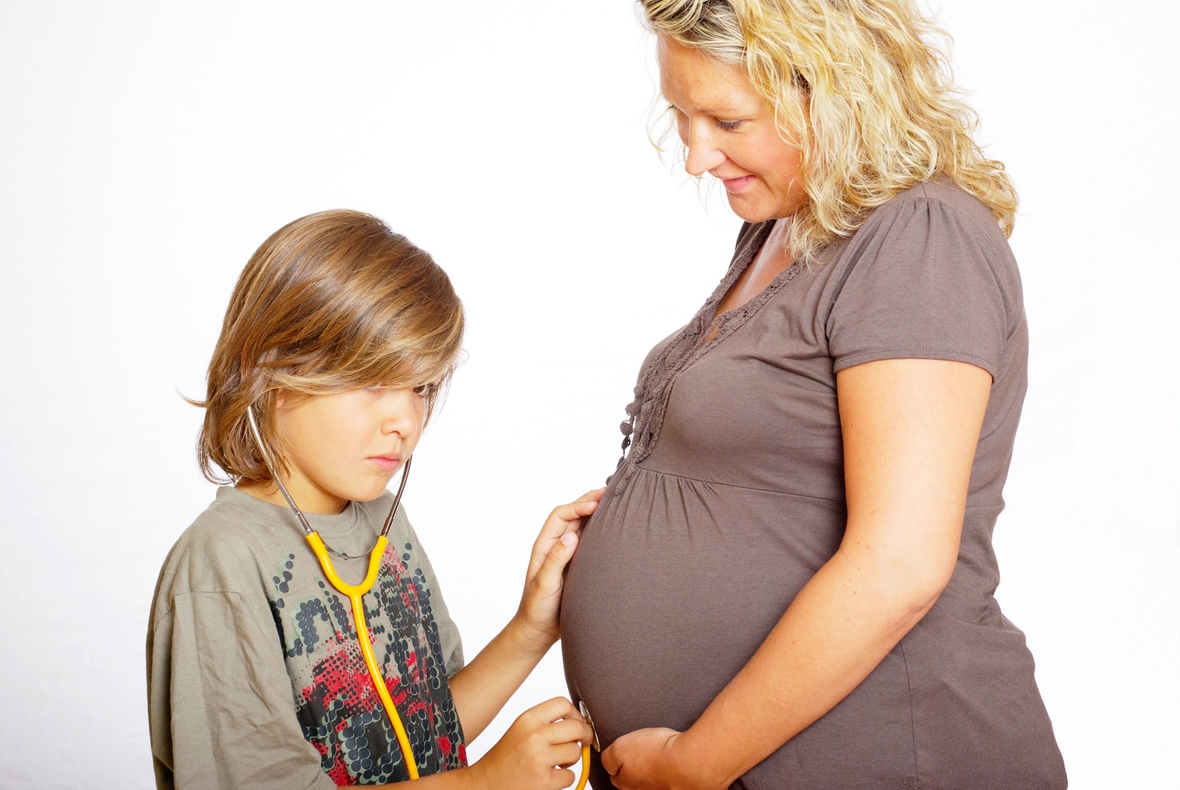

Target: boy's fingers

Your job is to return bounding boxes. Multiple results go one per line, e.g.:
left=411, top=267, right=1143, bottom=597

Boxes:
left=544, top=489, right=605, bottom=531
left=532, top=532, right=578, bottom=591
left=547, top=531, right=578, bottom=558
left=523, top=697, right=583, bottom=725
left=546, top=716, right=595, bottom=746
left=550, top=741, right=585, bottom=768
left=545, top=500, right=598, bottom=532
left=551, top=740, right=584, bottom=760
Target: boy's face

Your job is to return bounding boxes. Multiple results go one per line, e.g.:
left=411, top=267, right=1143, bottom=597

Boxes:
left=270, top=386, right=425, bottom=514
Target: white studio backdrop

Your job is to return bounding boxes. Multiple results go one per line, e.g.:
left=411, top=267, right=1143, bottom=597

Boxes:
left=1, top=1, right=1176, bottom=788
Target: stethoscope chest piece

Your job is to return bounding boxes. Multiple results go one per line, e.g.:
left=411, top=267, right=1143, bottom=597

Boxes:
left=579, top=699, right=601, bottom=753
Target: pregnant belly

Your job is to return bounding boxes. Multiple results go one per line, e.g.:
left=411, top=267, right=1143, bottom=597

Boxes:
left=560, top=466, right=845, bottom=749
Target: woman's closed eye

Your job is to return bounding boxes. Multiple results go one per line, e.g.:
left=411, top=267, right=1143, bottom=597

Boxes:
left=668, top=102, right=745, bottom=132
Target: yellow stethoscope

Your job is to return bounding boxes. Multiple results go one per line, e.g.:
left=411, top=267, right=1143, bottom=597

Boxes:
left=246, top=408, right=596, bottom=787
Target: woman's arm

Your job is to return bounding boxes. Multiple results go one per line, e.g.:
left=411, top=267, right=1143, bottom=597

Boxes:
left=601, top=358, right=992, bottom=790
left=448, top=491, right=602, bottom=741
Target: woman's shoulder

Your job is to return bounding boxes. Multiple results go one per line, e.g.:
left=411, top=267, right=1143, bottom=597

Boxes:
left=820, top=176, right=1019, bottom=287
left=870, top=178, right=1009, bottom=246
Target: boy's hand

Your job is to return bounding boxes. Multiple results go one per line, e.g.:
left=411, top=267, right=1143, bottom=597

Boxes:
left=468, top=697, right=594, bottom=790
left=516, top=489, right=604, bottom=650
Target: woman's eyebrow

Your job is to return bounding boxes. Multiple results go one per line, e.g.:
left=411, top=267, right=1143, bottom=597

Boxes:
left=670, top=98, right=750, bottom=116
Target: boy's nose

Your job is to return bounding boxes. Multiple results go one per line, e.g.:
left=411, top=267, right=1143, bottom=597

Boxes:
left=380, top=388, right=422, bottom=437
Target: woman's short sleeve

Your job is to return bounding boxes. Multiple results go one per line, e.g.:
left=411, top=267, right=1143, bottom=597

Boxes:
left=824, top=188, right=1021, bottom=379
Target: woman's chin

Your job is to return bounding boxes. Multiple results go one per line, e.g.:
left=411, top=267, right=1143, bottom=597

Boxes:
left=724, top=186, right=807, bottom=224
left=725, top=194, right=784, bottom=224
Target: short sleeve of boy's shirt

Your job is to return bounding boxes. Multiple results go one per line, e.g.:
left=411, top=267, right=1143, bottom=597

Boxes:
left=147, top=489, right=466, bottom=790
left=823, top=180, right=1022, bottom=378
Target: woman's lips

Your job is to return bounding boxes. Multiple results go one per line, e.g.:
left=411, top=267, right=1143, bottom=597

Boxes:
left=368, top=455, right=400, bottom=472
left=720, top=174, right=756, bottom=193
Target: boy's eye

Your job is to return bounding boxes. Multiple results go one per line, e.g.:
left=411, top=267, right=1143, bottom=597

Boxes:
left=413, top=383, right=436, bottom=397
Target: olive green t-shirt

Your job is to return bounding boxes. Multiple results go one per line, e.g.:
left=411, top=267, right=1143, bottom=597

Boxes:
left=148, top=486, right=465, bottom=789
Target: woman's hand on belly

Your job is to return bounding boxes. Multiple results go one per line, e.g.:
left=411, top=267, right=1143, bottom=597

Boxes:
left=602, top=728, right=721, bottom=790
left=597, top=359, right=992, bottom=787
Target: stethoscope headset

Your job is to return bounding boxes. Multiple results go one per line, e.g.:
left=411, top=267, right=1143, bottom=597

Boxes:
left=246, top=407, right=597, bottom=786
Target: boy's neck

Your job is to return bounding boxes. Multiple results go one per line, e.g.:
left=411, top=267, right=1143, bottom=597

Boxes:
left=236, top=480, right=349, bottom=515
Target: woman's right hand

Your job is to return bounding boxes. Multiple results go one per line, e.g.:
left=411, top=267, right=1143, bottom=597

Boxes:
left=468, top=697, right=593, bottom=790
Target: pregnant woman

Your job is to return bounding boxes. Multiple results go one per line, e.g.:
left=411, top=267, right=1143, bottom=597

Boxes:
left=561, top=1, right=1066, bottom=788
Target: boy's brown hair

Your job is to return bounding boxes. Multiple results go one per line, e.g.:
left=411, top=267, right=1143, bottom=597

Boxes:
left=196, top=209, right=465, bottom=485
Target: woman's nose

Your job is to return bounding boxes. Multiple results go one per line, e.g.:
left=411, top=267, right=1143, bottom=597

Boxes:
left=683, top=122, right=726, bottom=177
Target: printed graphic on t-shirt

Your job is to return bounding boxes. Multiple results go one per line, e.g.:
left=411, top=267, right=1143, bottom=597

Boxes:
left=268, top=542, right=466, bottom=784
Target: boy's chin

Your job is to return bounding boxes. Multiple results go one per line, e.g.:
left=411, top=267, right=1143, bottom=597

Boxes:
left=346, top=482, right=396, bottom=504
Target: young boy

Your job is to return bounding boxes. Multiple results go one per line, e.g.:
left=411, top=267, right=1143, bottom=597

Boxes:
left=148, top=210, right=597, bottom=788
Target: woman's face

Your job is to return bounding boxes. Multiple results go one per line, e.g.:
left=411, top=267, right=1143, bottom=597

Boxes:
left=658, top=36, right=807, bottom=223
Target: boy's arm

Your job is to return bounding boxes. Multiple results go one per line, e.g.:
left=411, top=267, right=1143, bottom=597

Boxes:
left=447, top=611, right=556, bottom=741
left=449, top=491, right=601, bottom=740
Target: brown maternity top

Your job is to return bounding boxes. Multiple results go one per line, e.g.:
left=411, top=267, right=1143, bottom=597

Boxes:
left=561, top=180, right=1066, bottom=790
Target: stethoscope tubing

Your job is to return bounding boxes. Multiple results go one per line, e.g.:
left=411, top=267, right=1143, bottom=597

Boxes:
left=245, top=408, right=420, bottom=778
left=245, top=406, right=592, bottom=786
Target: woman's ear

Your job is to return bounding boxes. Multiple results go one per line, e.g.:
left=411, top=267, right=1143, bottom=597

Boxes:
left=273, top=388, right=286, bottom=409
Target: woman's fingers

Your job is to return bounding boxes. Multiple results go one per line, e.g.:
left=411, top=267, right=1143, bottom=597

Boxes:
left=601, top=740, right=621, bottom=777
left=599, top=728, right=685, bottom=787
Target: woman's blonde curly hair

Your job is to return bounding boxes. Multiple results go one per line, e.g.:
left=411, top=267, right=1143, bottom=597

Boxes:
left=640, top=0, right=1018, bottom=264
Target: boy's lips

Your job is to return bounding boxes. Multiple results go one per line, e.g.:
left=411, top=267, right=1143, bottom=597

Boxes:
left=368, top=455, right=401, bottom=471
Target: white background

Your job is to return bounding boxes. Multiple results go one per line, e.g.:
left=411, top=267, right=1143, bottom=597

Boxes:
left=1, top=1, right=1177, bottom=788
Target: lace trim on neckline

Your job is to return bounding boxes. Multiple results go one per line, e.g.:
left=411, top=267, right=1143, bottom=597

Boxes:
left=610, top=222, right=802, bottom=488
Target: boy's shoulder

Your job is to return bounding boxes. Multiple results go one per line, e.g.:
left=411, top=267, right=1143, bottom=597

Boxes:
left=155, top=489, right=403, bottom=603
left=155, top=487, right=296, bottom=605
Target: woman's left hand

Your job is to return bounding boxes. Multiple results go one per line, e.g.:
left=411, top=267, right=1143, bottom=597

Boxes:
left=601, top=728, right=723, bottom=790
